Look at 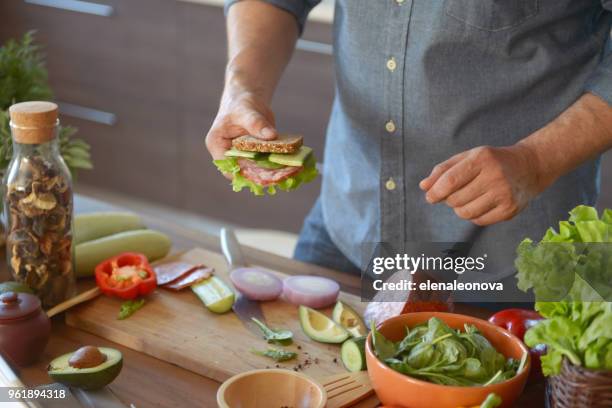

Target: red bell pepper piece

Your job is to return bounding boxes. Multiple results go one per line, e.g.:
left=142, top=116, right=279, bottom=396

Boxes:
left=489, top=308, right=545, bottom=381
left=95, top=252, right=157, bottom=300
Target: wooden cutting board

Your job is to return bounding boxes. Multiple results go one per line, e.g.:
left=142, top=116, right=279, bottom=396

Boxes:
left=65, top=248, right=365, bottom=383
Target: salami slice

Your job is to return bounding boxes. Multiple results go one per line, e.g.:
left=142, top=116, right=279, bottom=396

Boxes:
left=164, top=267, right=214, bottom=291
left=154, top=262, right=203, bottom=285
left=237, top=158, right=302, bottom=186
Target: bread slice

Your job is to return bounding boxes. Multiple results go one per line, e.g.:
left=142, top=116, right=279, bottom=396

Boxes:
left=232, top=134, right=303, bottom=154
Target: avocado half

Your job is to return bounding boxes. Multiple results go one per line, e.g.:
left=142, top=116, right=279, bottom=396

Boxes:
left=332, top=301, right=367, bottom=338
left=299, top=305, right=350, bottom=344
left=48, top=347, right=123, bottom=390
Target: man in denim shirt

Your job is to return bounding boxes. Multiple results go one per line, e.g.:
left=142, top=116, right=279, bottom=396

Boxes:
left=206, top=1, right=612, bottom=303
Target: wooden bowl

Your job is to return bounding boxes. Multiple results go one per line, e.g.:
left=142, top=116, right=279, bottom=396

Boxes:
left=217, top=369, right=327, bottom=408
left=366, top=312, right=530, bottom=408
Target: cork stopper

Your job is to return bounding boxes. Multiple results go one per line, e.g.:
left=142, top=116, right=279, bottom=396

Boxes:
left=9, top=101, right=59, bottom=144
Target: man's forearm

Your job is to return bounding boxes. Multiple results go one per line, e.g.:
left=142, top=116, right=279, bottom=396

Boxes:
left=205, top=0, right=299, bottom=158
left=225, top=0, right=299, bottom=103
left=518, top=93, right=612, bottom=192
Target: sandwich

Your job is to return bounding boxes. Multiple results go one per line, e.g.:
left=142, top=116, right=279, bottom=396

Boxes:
left=213, top=134, right=318, bottom=196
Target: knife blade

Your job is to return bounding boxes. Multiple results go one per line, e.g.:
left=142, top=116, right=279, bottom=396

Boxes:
left=220, top=228, right=267, bottom=336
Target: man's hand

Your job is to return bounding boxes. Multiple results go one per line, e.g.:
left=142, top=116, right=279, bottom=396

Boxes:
left=205, top=0, right=299, bottom=160
left=420, top=93, right=612, bottom=226
left=419, top=145, right=542, bottom=226
left=206, top=88, right=277, bottom=160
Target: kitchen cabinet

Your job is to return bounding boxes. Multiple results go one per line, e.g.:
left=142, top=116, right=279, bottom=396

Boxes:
left=2, top=0, right=611, bottom=232
left=0, top=0, right=335, bottom=232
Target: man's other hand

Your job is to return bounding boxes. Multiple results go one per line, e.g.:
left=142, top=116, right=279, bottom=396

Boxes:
left=419, top=145, right=542, bottom=226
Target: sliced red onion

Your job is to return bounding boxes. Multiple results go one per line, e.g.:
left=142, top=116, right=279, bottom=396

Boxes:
left=282, top=275, right=340, bottom=309
left=229, top=267, right=283, bottom=301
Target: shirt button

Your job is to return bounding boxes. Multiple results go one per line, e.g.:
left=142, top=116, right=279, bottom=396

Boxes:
left=385, top=178, right=397, bottom=191
left=386, top=57, right=397, bottom=72
left=385, top=120, right=396, bottom=133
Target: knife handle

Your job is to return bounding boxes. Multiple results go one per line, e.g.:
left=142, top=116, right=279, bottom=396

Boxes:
left=220, top=228, right=247, bottom=267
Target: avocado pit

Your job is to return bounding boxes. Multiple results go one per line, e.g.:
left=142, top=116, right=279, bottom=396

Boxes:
left=68, top=346, right=107, bottom=369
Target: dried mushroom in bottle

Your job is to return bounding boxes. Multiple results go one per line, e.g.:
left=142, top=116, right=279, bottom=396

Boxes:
left=5, top=155, right=74, bottom=307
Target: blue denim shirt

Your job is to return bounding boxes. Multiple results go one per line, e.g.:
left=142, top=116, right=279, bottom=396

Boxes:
left=226, top=0, right=612, bottom=285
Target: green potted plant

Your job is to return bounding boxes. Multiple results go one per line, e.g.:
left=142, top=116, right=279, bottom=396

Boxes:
left=0, top=31, right=92, bottom=176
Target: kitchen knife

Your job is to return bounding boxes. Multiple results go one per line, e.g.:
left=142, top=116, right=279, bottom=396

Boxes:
left=220, top=228, right=268, bottom=336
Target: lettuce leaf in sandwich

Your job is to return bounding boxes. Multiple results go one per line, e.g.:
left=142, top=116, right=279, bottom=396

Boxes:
left=213, top=153, right=318, bottom=196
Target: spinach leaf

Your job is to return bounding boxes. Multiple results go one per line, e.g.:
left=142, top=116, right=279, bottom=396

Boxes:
left=251, top=318, right=293, bottom=346
left=480, top=393, right=502, bottom=408
left=251, top=348, right=297, bottom=362
left=396, top=325, right=427, bottom=355
left=406, top=342, right=434, bottom=369
left=437, top=338, right=467, bottom=364
left=460, top=357, right=486, bottom=379
left=117, top=299, right=145, bottom=320
left=371, top=321, right=397, bottom=361
left=423, top=317, right=454, bottom=344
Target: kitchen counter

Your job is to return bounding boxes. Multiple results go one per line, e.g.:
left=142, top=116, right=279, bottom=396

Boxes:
left=3, top=194, right=545, bottom=407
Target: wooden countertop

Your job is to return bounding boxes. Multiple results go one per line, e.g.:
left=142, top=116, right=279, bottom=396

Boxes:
left=180, top=0, right=335, bottom=24
left=7, top=194, right=545, bottom=407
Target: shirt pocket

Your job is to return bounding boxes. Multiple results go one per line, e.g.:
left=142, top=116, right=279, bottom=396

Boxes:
left=445, top=0, right=539, bottom=32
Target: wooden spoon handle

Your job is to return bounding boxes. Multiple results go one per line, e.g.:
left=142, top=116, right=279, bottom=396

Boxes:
left=46, top=287, right=101, bottom=318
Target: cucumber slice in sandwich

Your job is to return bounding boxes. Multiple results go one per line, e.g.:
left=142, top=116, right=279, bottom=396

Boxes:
left=269, top=146, right=312, bottom=167
left=224, top=148, right=261, bottom=159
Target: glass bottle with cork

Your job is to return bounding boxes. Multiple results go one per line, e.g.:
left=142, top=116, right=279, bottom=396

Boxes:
left=3, top=101, right=75, bottom=308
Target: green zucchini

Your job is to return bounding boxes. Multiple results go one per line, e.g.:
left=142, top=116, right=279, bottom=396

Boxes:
left=341, top=336, right=367, bottom=372
left=74, top=212, right=145, bottom=245
left=75, top=230, right=171, bottom=277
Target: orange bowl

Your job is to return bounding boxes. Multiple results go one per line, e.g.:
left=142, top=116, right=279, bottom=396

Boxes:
left=365, top=312, right=530, bottom=408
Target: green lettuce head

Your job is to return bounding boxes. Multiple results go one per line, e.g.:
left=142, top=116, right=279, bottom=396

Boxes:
left=517, top=205, right=612, bottom=376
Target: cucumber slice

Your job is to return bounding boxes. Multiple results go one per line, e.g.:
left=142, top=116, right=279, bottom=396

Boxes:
left=341, top=336, right=367, bottom=372
left=224, top=148, right=260, bottom=159
left=332, top=301, right=367, bottom=337
left=192, top=276, right=235, bottom=314
left=268, top=146, right=312, bottom=167
left=299, top=305, right=350, bottom=344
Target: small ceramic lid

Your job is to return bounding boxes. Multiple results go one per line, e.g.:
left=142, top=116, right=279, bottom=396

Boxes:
left=0, top=292, right=41, bottom=321
left=8, top=101, right=59, bottom=144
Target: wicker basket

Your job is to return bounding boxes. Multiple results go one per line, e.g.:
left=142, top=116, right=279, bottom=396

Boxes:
left=549, top=359, right=612, bottom=408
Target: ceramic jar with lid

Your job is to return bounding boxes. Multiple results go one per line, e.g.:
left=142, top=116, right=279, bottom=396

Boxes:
left=0, top=291, right=51, bottom=366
